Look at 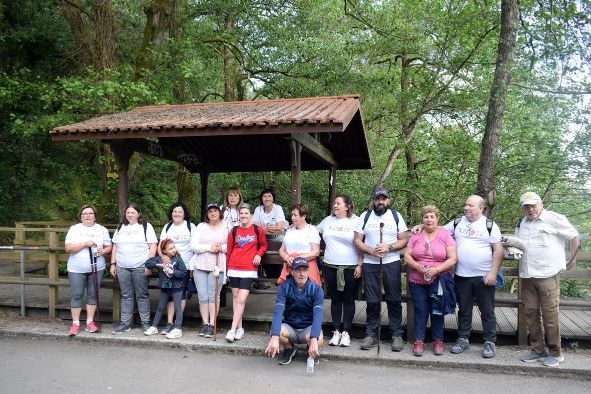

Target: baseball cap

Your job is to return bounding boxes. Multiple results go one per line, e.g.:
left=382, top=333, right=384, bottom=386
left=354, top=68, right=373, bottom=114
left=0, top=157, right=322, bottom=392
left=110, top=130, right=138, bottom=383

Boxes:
left=291, top=257, right=309, bottom=269
left=520, top=192, right=542, bottom=206
left=206, top=202, right=222, bottom=210
left=372, top=186, right=389, bottom=199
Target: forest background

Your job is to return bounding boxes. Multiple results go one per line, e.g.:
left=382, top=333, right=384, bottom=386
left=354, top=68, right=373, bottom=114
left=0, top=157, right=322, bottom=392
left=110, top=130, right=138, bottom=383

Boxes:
left=1, top=0, right=590, bottom=232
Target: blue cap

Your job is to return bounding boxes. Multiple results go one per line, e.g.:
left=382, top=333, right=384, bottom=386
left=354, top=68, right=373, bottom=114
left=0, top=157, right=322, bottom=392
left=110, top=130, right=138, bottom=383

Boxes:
left=372, top=186, right=389, bottom=198
left=291, top=257, right=309, bottom=269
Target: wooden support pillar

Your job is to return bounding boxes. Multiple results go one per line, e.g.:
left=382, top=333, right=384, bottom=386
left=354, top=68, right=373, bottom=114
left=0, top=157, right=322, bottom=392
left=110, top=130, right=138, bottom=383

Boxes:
left=48, top=231, right=58, bottom=319
left=517, top=277, right=528, bottom=345
left=111, top=145, right=133, bottom=221
left=199, top=170, right=209, bottom=221
left=327, top=166, right=336, bottom=215
left=290, top=140, right=302, bottom=205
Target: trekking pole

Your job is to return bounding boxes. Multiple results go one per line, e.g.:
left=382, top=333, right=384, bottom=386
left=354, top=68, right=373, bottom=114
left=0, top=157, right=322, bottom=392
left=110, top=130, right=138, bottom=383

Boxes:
left=377, top=222, right=384, bottom=357
left=88, top=247, right=101, bottom=332
left=213, top=252, right=220, bottom=341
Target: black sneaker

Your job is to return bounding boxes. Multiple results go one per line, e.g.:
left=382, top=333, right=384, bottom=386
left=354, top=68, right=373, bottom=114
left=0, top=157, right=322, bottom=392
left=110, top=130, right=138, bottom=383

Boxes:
left=204, top=325, right=214, bottom=338
left=111, top=322, right=131, bottom=334
left=198, top=324, right=208, bottom=337
left=160, top=323, right=174, bottom=335
left=278, top=347, right=298, bottom=365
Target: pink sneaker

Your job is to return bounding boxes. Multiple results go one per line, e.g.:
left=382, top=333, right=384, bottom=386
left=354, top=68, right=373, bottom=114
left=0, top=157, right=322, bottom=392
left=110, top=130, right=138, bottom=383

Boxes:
left=68, top=324, right=80, bottom=336
left=85, top=321, right=99, bottom=333
left=433, top=340, right=445, bottom=356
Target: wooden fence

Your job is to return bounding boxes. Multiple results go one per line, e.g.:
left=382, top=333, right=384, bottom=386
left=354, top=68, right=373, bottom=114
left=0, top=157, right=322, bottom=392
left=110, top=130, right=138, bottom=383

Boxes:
left=0, top=223, right=590, bottom=344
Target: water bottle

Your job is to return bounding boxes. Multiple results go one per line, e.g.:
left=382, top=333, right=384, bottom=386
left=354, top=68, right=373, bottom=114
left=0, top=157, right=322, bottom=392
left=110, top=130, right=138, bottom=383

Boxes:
left=306, top=356, right=314, bottom=373
left=423, top=265, right=432, bottom=281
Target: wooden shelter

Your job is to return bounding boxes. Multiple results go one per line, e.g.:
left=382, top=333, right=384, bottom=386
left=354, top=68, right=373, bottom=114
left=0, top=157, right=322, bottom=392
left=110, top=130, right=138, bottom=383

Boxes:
left=50, top=95, right=371, bottom=217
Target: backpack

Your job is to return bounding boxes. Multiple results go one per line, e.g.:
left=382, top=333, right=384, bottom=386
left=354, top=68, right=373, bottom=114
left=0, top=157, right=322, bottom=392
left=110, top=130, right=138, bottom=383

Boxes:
left=117, top=221, right=148, bottom=241
left=452, top=216, right=494, bottom=236
left=362, top=209, right=399, bottom=233
left=231, top=224, right=260, bottom=245
left=165, top=220, right=192, bottom=234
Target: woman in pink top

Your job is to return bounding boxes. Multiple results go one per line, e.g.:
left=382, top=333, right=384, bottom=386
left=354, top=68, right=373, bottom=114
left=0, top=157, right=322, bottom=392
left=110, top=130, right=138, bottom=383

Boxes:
left=404, top=205, right=457, bottom=357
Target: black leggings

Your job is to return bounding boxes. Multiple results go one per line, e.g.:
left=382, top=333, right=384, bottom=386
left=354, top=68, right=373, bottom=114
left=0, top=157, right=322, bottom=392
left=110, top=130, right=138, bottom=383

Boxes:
left=323, top=265, right=359, bottom=332
left=153, top=289, right=183, bottom=329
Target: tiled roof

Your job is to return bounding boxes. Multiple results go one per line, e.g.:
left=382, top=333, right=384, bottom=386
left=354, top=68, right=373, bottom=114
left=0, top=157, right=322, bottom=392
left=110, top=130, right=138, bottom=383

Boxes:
left=50, top=95, right=371, bottom=172
left=50, top=95, right=361, bottom=138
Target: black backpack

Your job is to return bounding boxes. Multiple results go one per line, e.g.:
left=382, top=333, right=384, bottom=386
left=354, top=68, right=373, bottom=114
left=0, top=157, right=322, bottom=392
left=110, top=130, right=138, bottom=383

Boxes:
left=361, top=209, right=400, bottom=233
left=231, top=224, right=260, bottom=245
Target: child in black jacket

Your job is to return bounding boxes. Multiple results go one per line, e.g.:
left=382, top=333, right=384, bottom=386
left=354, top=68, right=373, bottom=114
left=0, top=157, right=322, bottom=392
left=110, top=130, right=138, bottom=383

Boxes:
left=144, top=238, right=187, bottom=339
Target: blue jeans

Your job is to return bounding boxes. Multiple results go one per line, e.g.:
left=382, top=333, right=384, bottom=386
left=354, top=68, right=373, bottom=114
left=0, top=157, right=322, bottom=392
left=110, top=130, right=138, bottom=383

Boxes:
left=409, top=281, right=444, bottom=341
left=117, top=266, right=151, bottom=325
left=362, top=262, right=403, bottom=338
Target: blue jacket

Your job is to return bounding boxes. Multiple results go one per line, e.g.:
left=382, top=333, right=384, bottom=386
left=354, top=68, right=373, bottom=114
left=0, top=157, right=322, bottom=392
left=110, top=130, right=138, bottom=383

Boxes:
left=145, top=255, right=187, bottom=289
left=429, top=273, right=456, bottom=316
left=270, top=275, right=324, bottom=339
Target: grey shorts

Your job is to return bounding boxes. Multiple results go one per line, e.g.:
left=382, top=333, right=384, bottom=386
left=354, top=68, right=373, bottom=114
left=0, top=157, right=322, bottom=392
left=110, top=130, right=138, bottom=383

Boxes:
left=282, top=323, right=312, bottom=345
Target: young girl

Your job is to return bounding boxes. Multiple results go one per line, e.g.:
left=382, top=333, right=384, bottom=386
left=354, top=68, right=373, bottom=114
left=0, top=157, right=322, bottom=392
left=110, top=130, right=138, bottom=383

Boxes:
left=144, top=239, right=187, bottom=339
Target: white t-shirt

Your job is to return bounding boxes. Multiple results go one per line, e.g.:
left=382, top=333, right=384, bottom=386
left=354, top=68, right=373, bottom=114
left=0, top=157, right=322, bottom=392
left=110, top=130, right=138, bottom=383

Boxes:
left=112, top=222, right=158, bottom=269
left=283, top=223, right=321, bottom=255
left=317, top=215, right=359, bottom=265
left=65, top=223, right=112, bottom=273
left=253, top=203, right=286, bottom=241
left=159, top=220, right=196, bottom=268
left=223, top=207, right=240, bottom=229
left=444, top=215, right=501, bottom=277
left=355, top=210, right=408, bottom=265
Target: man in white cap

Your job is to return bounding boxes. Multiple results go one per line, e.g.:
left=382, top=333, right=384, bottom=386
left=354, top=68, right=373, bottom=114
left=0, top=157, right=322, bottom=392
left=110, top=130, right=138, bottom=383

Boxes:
left=354, top=186, right=408, bottom=351
left=517, top=191, right=579, bottom=367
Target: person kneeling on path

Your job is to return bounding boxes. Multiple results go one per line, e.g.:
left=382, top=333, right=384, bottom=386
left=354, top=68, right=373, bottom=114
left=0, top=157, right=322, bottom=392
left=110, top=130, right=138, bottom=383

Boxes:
left=265, top=257, right=324, bottom=366
left=144, top=239, right=187, bottom=339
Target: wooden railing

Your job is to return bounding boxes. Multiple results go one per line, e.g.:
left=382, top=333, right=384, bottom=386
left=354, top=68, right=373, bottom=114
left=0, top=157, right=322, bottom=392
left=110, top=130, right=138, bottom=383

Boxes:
left=0, top=224, right=589, bottom=345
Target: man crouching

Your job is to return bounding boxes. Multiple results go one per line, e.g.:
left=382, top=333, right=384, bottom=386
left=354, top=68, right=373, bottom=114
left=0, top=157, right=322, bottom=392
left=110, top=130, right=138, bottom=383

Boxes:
left=265, top=257, right=324, bottom=365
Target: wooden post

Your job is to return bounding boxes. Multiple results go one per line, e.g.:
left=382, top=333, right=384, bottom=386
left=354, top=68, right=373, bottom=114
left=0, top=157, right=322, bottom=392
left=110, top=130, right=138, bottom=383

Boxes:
left=111, top=145, right=133, bottom=221
left=48, top=231, right=59, bottom=319
left=14, top=222, right=25, bottom=273
left=199, top=170, right=209, bottom=221
left=517, top=277, right=527, bottom=345
left=290, top=140, right=302, bottom=205
left=328, top=166, right=336, bottom=215
left=405, top=272, right=414, bottom=343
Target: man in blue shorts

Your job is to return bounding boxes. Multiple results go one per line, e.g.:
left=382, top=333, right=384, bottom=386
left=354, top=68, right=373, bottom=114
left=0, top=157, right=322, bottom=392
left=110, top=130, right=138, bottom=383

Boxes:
left=265, top=257, right=324, bottom=365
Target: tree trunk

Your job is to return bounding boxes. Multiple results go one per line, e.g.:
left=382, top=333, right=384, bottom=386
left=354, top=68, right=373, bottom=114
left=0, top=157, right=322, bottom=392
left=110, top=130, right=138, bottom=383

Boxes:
left=93, top=0, right=115, bottom=71
left=400, top=53, right=418, bottom=218
left=223, top=14, right=242, bottom=102
left=59, top=0, right=93, bottom=66
left=135, top=0, right=175, bottom=80
left=476, top=0, right=519, bottom=215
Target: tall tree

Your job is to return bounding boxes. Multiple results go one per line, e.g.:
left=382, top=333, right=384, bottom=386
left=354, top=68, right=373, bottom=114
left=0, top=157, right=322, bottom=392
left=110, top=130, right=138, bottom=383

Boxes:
left=476, top=0, right=519, bottom=215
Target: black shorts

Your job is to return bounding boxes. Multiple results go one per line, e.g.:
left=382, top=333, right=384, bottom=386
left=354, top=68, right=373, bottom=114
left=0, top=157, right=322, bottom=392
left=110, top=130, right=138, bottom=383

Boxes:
left=229, top=277, right=255, bottom=290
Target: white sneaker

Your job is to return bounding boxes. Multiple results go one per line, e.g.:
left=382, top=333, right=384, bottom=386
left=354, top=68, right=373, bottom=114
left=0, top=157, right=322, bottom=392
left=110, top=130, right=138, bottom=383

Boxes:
left=225, top=329, right=236, bottom=343
left=144, top=326, right=158, bottom=336
left=166, top=328, right=182, bottom=339
left=329, top=330, right=341, bottom=346
left=234, top=327, right=245, bottom=340
left=339, top=331, right=351, bottom=347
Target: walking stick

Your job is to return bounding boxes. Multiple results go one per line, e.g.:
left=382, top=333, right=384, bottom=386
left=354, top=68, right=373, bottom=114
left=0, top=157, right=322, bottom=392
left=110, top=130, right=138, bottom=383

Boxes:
left=213, top=252, right=219, bottom=341
left=88, top=247, right=101, bottom=332
left=377, top=222, right=384, bottom=357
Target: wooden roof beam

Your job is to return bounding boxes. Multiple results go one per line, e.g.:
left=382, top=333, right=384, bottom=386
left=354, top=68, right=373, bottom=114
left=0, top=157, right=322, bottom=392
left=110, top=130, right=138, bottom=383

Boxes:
left=289, top=132, right=337, bottom=167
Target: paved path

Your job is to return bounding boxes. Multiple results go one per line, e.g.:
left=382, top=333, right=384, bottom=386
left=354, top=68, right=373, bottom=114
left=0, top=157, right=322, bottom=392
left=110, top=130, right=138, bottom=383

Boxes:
left=0, top=314, right=589, bottom=382
left=1, top=336, right=590, bottom=393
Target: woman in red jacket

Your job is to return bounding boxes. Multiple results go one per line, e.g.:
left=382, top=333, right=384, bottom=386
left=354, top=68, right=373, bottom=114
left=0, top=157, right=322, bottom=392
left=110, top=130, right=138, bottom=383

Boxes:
left=225, top=203, right=268, bottom=342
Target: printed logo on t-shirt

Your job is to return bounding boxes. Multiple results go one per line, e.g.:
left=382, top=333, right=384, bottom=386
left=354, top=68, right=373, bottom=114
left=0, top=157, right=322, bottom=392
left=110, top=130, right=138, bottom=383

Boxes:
left=457, top=224, right=484, bottom=238
left=236, top=234, right=256, bottom=247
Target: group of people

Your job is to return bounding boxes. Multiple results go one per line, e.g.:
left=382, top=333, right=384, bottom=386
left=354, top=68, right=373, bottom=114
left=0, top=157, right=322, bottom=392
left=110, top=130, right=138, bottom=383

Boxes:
left=64, top=186, right=579, bottom=369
